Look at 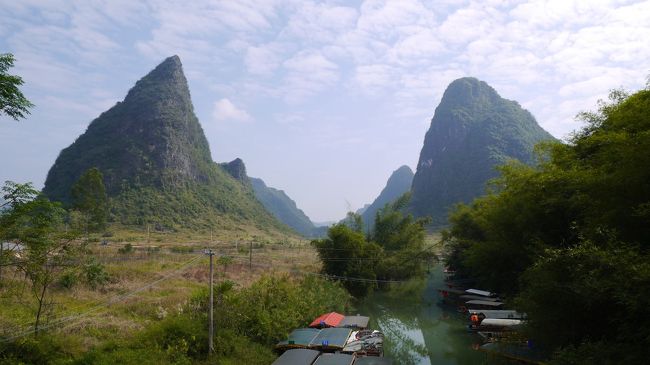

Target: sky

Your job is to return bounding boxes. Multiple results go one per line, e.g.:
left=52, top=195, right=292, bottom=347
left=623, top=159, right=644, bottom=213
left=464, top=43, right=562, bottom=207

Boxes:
left=0, top=0, right=648, bottom=222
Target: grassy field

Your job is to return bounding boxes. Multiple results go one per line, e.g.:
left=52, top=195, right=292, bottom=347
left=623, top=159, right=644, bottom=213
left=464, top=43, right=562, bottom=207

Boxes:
left=0, top=227, right=320, bottom=356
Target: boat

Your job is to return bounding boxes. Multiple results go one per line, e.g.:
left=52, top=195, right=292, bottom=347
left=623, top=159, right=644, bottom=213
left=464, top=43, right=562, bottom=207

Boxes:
left=469, top=318, right=524, bottom=332
left=276, top=328, right=321, bottom=350
left=272, top=349, right=320, bottom=365
left=462, top=300, right=504, bottom=311
left=309, top=327, right=353, bottom=351
left=468, top=309, right=526, bottom=321
left=310, top=312, right=345, bottom=328
left=465, top=288, right=497, bottom=297
left=313, top=353, right=355, bottom=365
left=459, top=294, right=501, bottom=302
left=342, top=329, right=383, bottom=356
left=337, top=315, right=370, bottom=329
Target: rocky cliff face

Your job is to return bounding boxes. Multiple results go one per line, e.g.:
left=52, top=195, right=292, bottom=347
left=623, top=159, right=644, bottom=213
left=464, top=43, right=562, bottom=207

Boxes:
left=43, top=56, right=286, bottom=231
left=361, top=165, right=414, bottom=227
left=410, top=77, right=554, bottom=225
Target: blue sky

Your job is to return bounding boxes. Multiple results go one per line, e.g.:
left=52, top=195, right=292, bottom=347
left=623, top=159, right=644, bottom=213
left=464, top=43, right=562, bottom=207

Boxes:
left=1, top=0, right=648, bottom=222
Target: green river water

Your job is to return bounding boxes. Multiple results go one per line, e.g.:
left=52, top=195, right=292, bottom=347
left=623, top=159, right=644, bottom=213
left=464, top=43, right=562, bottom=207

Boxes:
left=357, top=264, right=512, bottom=365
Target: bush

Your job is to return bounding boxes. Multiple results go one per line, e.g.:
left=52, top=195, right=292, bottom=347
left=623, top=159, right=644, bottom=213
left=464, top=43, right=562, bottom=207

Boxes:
left=84, top=260, right=109, bottom=290
left=118, top=244, right=133, bottom=254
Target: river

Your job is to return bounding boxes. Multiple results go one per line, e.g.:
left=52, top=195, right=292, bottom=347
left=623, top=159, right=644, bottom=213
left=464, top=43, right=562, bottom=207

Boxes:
left=357, top=263, right=510, bottom=365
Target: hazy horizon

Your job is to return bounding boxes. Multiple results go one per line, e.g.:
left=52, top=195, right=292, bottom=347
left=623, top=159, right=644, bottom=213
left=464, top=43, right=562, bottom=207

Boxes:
left=1, top=0, right=648, bottom=222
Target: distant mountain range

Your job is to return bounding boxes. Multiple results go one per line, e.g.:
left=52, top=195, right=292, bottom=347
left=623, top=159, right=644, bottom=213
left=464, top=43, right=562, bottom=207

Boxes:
left=43, top=56, right=288, bottom=233
left=359, top=165, right=413, bottom=228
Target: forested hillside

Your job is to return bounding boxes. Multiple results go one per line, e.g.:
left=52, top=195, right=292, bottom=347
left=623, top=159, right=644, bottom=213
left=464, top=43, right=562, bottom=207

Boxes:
left=444, top=85, right=650, bottom=364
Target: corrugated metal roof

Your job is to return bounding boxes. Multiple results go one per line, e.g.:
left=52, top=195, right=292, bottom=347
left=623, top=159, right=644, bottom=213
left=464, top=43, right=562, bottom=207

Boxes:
left=272, top=349, right=320, bottom=365
left=313, top=353, right=355, bottom=365
left=338, top=315, right=369, bottom=329
left=310, top=327, right=352, bottom=349
left=465, top=289, right=494, bottom=297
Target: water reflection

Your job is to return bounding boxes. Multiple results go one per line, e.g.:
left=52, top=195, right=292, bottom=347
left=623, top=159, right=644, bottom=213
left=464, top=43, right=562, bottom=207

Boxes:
left=357, top=264, right=491, bottom=365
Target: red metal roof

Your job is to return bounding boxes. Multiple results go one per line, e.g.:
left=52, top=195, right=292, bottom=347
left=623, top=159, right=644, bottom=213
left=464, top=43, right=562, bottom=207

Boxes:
left=309, top=312, right=344, bottom=328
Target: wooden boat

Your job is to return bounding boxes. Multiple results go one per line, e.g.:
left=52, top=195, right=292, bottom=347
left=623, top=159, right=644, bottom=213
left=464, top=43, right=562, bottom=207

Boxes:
left=468, top=309, right=526, bottom=321
left=465, top=288, right=497, bottom=297
left=469, top=318, right=524, bottom=332
left=464, top=300, right=503, bottom=310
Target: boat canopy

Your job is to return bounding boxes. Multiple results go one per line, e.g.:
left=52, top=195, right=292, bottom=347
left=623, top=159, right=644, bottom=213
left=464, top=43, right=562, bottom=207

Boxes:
left=313, top=353, right=355, bottom=365
left=354, top=357, right=393, bottom=365
left=272, top=349, right=320, bottom=365
left=310, top=327, right=352, bottom=349
left=468, top=309, right=526, bottom=319
left=460, top=295, right=500, bottom=302
left=310, top=312, right=345, bottom=328
left=276, top=328, right=321, bottom=350
left=438, top=288, right=465, bottom=296
left=338, top=315, right=369, bottom=329
left=465, top=300, right=504, bottom=307
left=465, top=289, right=494, bottom=297
left=480, top=318, right=524, bottom=327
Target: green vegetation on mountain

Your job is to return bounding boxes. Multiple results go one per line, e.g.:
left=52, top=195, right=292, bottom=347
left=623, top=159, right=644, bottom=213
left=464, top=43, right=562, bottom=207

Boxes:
left=250, top=177, right=317, bottom=237
left=314, top=193, right=433, bottom=297
left=71, top=167, right=108, bottom=232
left=0, top=53, right=33, bottom=121
left=444, top=85, right=650, bottom=363
left=42, top=56, right=286, bottom=232
left=360, top=165, right=413, bottom=230
left=411, top=77, right=554, bottom=226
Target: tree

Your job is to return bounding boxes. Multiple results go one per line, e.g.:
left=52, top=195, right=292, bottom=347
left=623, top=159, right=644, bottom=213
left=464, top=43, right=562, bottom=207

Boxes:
left=0, top=185, right=83, bottom=334
left=314, top=193, right=432, bottom=297
left=0, top=53, right=34, bottom=121
left=1, top=181, right=39, bottom=282
left=71, top=167, right=108, bottom=232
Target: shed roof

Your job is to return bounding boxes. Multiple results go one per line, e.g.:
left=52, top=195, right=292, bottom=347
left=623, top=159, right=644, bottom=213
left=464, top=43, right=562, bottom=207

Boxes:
left=276, top=328, right=321, bottom=350
left=460, top=295, right=500, bottom=302
left=310, top=327, right=352, bottom=349
left=465, top=300, right=504, bottom=307
left=310, top=312, right=345, bottom=328
left=272, top=349, right=320, bottom=365
left=313, top=353, right=355, bottom=365
left=465, top=289, right=494, bottom=297
left=338, top=315, right=369, bottom=329
left=354, top=357, right=393, bottom=365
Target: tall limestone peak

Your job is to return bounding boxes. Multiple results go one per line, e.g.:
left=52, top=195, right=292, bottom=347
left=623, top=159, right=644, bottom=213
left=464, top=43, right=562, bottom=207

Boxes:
left=43, top=56, right=286, bottom=232
left=360, top=165, right=414, bottom=227
left=410, top=77, right=554, bottom=226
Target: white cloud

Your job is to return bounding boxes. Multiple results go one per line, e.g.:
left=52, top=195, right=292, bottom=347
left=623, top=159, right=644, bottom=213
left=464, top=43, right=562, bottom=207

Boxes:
left=212, top=98, right=252, bottom=122
left=282, top=50, right=339, bottom=102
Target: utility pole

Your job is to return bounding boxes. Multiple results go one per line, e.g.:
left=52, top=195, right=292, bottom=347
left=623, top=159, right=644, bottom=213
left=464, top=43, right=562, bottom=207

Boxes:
left=204, top=249, right=215, bottom=354
left=249, top=241, right=253, bottom=271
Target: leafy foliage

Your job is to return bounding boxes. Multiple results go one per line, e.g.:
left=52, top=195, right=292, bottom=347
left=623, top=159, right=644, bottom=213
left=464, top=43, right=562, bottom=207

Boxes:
left=444, top=85, right=650, bottom=361
left=314, top=193, right=431, bottom=297
left=71, top=167, right=108, bottom=232
left=0, top=53, right=34, bottom=121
